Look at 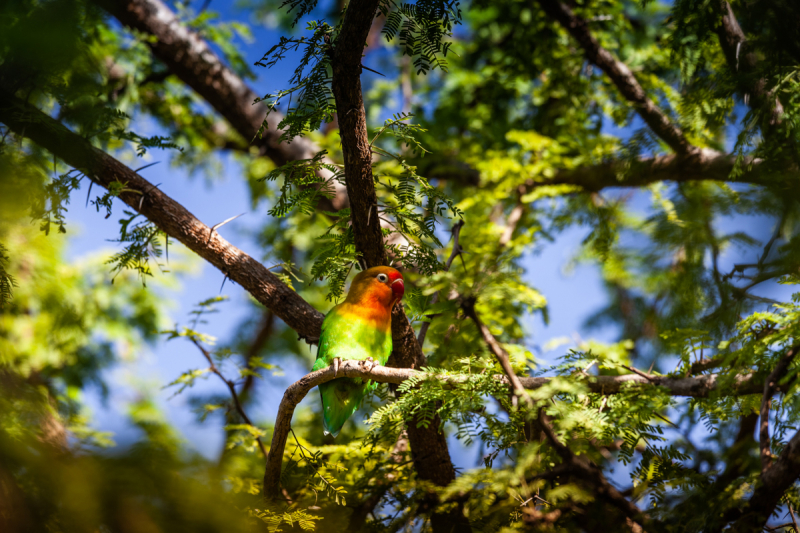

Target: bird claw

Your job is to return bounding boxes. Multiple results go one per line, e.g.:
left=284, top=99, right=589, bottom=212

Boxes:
left=362, top=357, right=378, bottom=372
left=333, top=358, right=340, bottom=378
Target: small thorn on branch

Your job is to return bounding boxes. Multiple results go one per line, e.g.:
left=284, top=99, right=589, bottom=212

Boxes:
left=139, top=182, right=162, bottom=210
left=207, top=212, right=245, bottom=244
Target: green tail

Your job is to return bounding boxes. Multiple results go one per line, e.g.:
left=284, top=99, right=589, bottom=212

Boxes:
left=319, top=377, right=369, bottom=438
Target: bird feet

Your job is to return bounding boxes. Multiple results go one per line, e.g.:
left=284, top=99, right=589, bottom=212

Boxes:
left=362, top=357, right=379, bottom=372
left=332, top=357, right=340, bottom=378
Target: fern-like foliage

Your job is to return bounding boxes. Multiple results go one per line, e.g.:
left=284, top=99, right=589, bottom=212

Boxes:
left=254, top=20, right=335, bottom=142
left=249, top=507, right=324, bottom=532
left=379, top=0, right=462, bottom=74
left=261, top=150, right=342, bottom=217
left=106, top=211, right=171, bottom=285
left=31, top=168, right=83, bottom=235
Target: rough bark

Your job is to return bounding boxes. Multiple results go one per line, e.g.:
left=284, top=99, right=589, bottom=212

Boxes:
left=723, top=428, right=800, bottom=532
left=96, top=0, right=348, bottom=210
left=0, top=89, right=324, bottom=341
left=326, top=1, right=465, bottom=529
left=330, top=0, right=387, bottom=269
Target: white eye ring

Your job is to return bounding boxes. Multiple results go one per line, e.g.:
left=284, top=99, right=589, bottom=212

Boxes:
left=377, top=273, right=389, bottom=283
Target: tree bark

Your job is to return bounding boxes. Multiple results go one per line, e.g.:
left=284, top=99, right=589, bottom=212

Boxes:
left=0, top=88, right=324, bottom=341
left=328, top=2, right=467, bottom=529
left=97, top=0, right=348, bottom=210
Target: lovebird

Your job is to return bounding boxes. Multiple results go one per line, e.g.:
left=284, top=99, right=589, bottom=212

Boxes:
left=312, top=266, right=405, bottom=437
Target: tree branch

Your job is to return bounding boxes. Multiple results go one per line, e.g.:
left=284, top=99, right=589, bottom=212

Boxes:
left=714, top=345, right=800, bottom=533
left=537, top=409, right=653, bottom=532
left=723, top=426, right=800, bottom=532
left=0, top=88, right=325, bottom=342
left=462, top=296, right=533, bottom=409
left=324, top=2, right=464, bottom=528
left=535, top=149, right=777, bottom=191
left=535, top=0, right=698, bottom=156
left=417, top=219, right=464, bottom=347
left=96, top=0, right=348, bottom=211
left=330, top=0, right=386, bottom=269
left=189, top=338, right=268, bottom=459
left=260, top=357, right=776, bottom=502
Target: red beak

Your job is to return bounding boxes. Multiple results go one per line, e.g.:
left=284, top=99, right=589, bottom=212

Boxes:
left=391, top=278, right=405, bottom=301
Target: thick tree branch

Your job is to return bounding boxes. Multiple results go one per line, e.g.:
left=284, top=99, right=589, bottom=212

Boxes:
left=330, top=0, right=387, bottom=269
left=535, top=0, right=697, bottom=156
left=96, top=0, right=348, bottom=210
left=0, top=89, right=325, bottom=342
left=714, top=345, right=800, bottom=533
left=724, top=427, right=800, bottom=533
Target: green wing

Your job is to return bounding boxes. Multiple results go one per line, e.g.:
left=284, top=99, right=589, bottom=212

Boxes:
left=313, top=305, right=392, bottom=437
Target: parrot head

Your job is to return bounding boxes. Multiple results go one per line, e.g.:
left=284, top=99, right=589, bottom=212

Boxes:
left=345, top=266, right=404, bottom=309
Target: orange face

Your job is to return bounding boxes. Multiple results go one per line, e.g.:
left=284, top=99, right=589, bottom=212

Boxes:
left=344, top=266, right=405, bottom=310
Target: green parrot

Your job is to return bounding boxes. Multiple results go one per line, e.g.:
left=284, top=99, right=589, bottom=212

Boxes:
left=312, top=266, right=405, bottom=437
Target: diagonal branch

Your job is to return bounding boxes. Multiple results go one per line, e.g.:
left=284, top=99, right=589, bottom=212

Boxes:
left=535, top=0, right=698, bottom=156
left=95, top=0, right=348, bottom=211
left=537, top=409, right=655, bottom=532
left=189, top=337, right=268, bottom=459
left=417, top=219, right=464, bottom=347
left=462, top=296, right=533, bottom=409
left=0, top=88, right=325, bottom=342
left=723, top=426, right=800, bottom=532
left=714, top=345, right=800, bottom=533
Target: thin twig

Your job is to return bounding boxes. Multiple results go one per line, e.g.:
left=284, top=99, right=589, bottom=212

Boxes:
left=189, top=337, right=268, bottom=459
left=462, top=296, right=533, bottom=409
left=622, top=364, right=658, bottom=383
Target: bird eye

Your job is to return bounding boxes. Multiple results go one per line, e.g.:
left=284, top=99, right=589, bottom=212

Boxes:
left=377, top=273, right=388, bottom=283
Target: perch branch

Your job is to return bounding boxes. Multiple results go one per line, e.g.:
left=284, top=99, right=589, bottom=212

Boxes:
left=261, top=359, right=775, bottom=502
